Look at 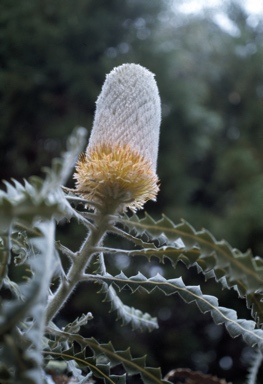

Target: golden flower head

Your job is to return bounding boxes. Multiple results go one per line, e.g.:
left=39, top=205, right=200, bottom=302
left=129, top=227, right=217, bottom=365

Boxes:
left=74, top=63, right=161, bottom=213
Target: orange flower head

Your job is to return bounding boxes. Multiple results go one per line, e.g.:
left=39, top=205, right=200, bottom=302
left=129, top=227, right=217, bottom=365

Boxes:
left=74, top=143, right=159, bottom=213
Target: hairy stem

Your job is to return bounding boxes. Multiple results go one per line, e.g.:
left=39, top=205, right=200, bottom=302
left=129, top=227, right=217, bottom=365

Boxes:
left=45, top=212, right=112, bottom=324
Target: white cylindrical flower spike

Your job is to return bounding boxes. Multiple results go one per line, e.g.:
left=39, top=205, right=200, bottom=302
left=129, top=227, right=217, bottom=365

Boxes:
left=88, top=63, right=161, bottom=171
left=74, top=63, right=161, bottom=213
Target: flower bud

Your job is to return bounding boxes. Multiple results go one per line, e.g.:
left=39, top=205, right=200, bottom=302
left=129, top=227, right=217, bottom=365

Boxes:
left=74, top=63, right=161, bottom=213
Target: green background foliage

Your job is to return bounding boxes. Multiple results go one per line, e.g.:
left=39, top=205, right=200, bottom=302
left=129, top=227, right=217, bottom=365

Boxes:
left=1, top=1, right=263, bottom=382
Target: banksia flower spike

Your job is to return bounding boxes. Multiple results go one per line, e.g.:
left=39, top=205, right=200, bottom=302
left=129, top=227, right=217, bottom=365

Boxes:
left=74, top=63, right=161, bottom=213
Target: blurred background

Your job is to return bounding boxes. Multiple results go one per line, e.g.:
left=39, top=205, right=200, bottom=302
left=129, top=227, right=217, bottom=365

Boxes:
left=1, top=0, right=263, bottom=382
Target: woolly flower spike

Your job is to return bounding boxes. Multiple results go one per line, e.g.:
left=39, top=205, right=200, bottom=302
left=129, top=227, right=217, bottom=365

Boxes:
left=74, top=63, right=161, bottom=213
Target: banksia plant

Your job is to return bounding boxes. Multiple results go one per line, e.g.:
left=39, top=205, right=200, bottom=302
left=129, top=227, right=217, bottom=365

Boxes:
left=2, top=65, right=263, bottom=384
left=74, top=63, right=161, bottom=213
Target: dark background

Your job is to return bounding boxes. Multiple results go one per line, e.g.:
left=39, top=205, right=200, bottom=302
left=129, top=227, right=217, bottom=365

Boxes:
left=1, top=0, right=263, bottom=382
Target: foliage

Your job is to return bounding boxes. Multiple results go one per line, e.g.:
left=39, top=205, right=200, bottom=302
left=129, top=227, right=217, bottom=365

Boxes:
left=2, top=1, right=263, bottom=383
left=0, top=128, right=263, bottom=384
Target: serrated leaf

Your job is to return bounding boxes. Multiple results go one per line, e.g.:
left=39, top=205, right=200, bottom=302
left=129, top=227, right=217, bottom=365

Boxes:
left=89, top=271, right=263, bottom=353
left=98, top=282, right=158, bottom=332
left=119, top=213, right=263, bottom=325
left=0, top=179, right=65, bottom=230
left=0, top=131, right=90, bottom=229
left=44, top=331, right=171, bottom=384
left=0, top=219, right=57, bottom=384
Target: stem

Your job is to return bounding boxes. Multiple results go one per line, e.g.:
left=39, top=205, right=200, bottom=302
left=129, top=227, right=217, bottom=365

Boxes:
left=45, top=213, right=112, bottom=324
